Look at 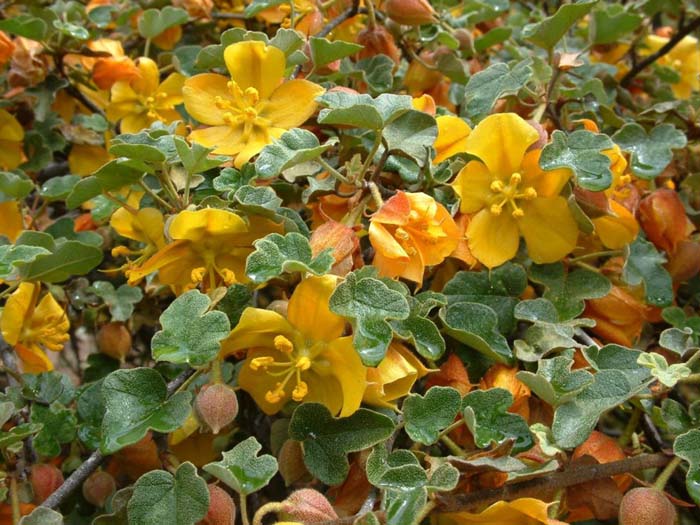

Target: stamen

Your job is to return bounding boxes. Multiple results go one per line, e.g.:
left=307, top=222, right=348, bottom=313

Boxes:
left=292, top=380, right=308, bottom=402
left=295, top=356, right=311, bottom=371
left=490, top=180, right=505, bottom=192
left=191, top=267, right=207, bottom=283
left=395, top=228, right=410, bottom=241
left=510, top=172, right=522, bottom=185
left=274, top=335, right=294, bottom=354
left=250, top=356, right=275, bottom=370
left=490, top=203, right=503, bottom=215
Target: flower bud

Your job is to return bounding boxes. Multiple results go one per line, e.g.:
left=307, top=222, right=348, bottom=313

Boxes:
left=453, top=29, right=473, bottom=53
left=195, top=384, right=239, bottom=434
left=382, top=0, right=435, bottom=26
left=82, top=470, right=116, bottom=507
left=667, top=239, right=700, bottom=282
left=278, top=439, right=309, bottom=486
left=638, top=188, right=692, bottom=253
left=31, top=464, right=64, bottom=504
left=619, top=487, right=677, bottom=525
left=281, top=489, right=338, bottom=523
left=201, top=484, right=236, bottom=525
left=356, top=25, right=401, bottom=65
left=97, top=322, right=132, bottom=362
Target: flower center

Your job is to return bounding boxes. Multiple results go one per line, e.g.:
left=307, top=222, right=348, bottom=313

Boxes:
left=214, top=83, right=272, bottom=139
left=488, top=172, right=537, bottom=218
left=189, top=245, right=237, bottom=290
left=142, top=92, right=169, bottom=120
left=249, top=335, right=312, bottom=405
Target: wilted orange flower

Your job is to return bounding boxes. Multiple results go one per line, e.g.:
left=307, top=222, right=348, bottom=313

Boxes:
left=8, top=36, right=47, bottom=87
left=369, top=191, right=460, bottom=285
left=107, top=57, right=185, bottom=133
left=479, top=364, right=531, bottom=420
left=89, top=40, right=139, bottom=90
left=1, top=283, right=69, bottom=373
left=0, top=31, right=15, bottom=68
left=426, top=353, right=471, bottom=395
left=363, top=342, right=430, bottom=409
left=638, top=188, right=694, bottom=254
left=309, top=220, right=360, bottom=276
left=0, top=108, right=25, bottom=170
left=183, top=41, right=324, bottom=168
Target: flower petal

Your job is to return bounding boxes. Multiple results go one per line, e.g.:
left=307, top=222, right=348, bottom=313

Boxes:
left=433, top=115, right=471, bottom=164
left=321, top=336, right=366, bottom=417
left=520, top=149, right=571, bottom=197
left=131, top=57, right=160, bottom=95
left=287, top=275, right=346, bottom=342
left=465, top=113, right=539, bottom=178
left=156, top=72, right=185, bottom=106
left=1, top=282, right=37, bottom=345
left=467, top=208, right=520, bottom=268
left=169, top=208, right=248, bottom=241
left=593, top=200, right=639, bottom=249
left=263, top=79, right=325, bottom=129
left=15, top=343, right=53, bottom=374
left=0, top=108, right=24, bottom=141
left=183, top=73, right=232, bottom=126
left=110, top=207, right=165, bottom=247
left=237, top=348, right=290, bottom=415
left=188, top=125, right=244, bottom=156
left=0, top=201, right=24, bottom=242
left=452, top=160, right=495, bottom=214
left=223, top=41, right=285, bottom=100
left=219, top=308, right=296, bottom=357
left=518, top=197, right=579, bottom=263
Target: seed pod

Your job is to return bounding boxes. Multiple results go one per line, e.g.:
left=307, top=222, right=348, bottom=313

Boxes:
left=31, top=464, right=64, bottom=504
left=200, top=484, right=236, bottom=525
left=281, top=489, right=338, bottom=523
left=195, top=383, right=239, bottom=434
left=356, top=25, right=401, bottom=65
left=382, top=0, right=435, bottom=26
left=278, top=439, right=308, bottom=486
left=82, top=470, right=116, bottom=507
left=618, top=487, right=677, bottom=525
left=97, top=322, right=132, bottom=362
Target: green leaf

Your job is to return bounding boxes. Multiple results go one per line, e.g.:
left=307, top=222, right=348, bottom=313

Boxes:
left=590, top=4, right=643, bottom=44
left=385, top=488, right=427, bottom=525
left=521, top=0, right=598, bottom=50
left=329, top=270, right=410, bottom=366
left=443, top=264, right=527, bottom=334
left=243, top=0, right=288, bottom=18
left=637, top=352, right=690, bottom=387
left=0, top=245, right=50, bottom=280
left=151, top=290, right=230, bottom=366
left=391, top=294, right=446, bottom=360
left=233, top=185, right=282, bottom=217
left=317, top=92, right=412, bottom=130
left=403, top=386, right=462, bottom=445
left=245, top=232, right=333, bottom=283
left=529, top=262, right=611, bottom=320
left=426, top=462, right=460, bottom=492
left=383, top=110, right=438, bottom=167
left=660, top=327, right=699, bottom=357
left=288, top=403, right=395, bottom=485
left=255, top=129, right=336, bottom=179
left=217, top=284, right=253, bottom=326
left=204, top=436, right=278, bottom=495
left=612, top=123, right=687, bottom=179
left=439, top=301, right=513, bottom=364
left=584, top=343, right=652, bottom=386
left=16, top=238, right=103, bottom=283
left=22, top=372, right=75, bottom=405
left=138, top=6, right=189, bottom=38
left=53, top=20, right=89, bottom=40
left=622, top=235, right=673, bottom=306
left=516, top=351, right=594, bottom=406
left=173, top=137, right=227, bottom=174
left=463, top=61, right=532, bottom=122
left=93, top=487, right=133, bottom=525
left=0, top=423, right=42, bottom=450
left=100, top=368, right=191, bottom=454
left=128, top=462, right=208, bottom=525
left=474, top=27, right=512, bottom=52
left=89, top=281, right=143, bottom=322
left=309, top=36, right=363, bottom=68
left=366, top=447, right=427, bottom=491
left=0, top=171, right=34, bottom=201
left=462, top=388, right=534, bottom=453
left=45, top=217, right=102, bottom=246
left=19, top=507, right=63, bottom=525
left=30, top=403, right=77, bottom=457
left=674, top=429, right=700, bottom=505
left=0, top=15, right=48, bottom=40
left=39, top=175, right=80, bottom=201
left=539, top=130, right=614, bottom=191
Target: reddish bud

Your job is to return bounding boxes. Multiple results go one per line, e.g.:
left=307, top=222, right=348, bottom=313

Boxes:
left=97, top=322, right=132, bottom=362
left=619, top=487, right=677, bottom=525
left=82, top=470, right=116, bottom=507
left=195, top=384, right=239, bottom=434
left=356, top=25, right=401, bottom=65
left=278, top=439, right=309, bottom=486
left=667, top=239, right=700, bottom=282
left=31, top=464, right=64, bottom=504
left=200, top=484, right=236, bottom=525
left=638, top=189, right=692, bottom=253
left=382, top=0, right=435, bottom=26
left=281, top=489, right=338, bottom=523
left=453, top=29, right=473, bottom=52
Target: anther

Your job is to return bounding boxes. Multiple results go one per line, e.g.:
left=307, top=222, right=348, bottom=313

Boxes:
left=274, top=335, right=294, bottom=354
left=292, top=381, right=308, bottom=402
left=190, top=267, right=207, bottom=283
left=250, top=356, right=275, bottom=370
left=510, top=172, right=522, bottom=185
left=295, top=356, right=311, bottom=371
left=490, top=180, right=505, bottom=192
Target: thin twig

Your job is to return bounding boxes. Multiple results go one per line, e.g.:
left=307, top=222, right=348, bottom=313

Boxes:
left=41, top=368, right=195, bottom=510
left=620, top=17, right=700, bottom=87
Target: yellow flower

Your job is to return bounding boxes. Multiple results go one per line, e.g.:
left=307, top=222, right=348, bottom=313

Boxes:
left=363, top=341, right=430, bottom=409
left=451, top=113, right=578, bottom=268
left=220, top=275, right=366, bottom=417
left=1, top=282, right=69, bottom=373
left=107, top=57, right=185, bottom=134
left=643, top=34, right=700, bottom=99
left=183, top=41, right=325, bottom=168
left=0, top=108, right=25, bottom=170
left=369, top=191, right=460, bottom=285
left=126, top=208, right=281, bottom=294
left=0, top=201, right=24, bottom=242
left=434, top=498, right=564, bottom=525
left=110, top=206, right=167, bottom=265
left=433, top=115, right=471, bottom=164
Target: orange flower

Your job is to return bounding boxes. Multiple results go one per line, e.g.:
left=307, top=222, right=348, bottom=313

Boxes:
left=426, top=353, right=472, bottom=395
left=369, top=191, right=459, bottom=285
left=84, top=39, right=139, bottom=90
left=0, top=31, right=15, bottom=68
left=435, top=498, right=564, bottom=525
left=309, top=220, right=361, bottom=276
left=479, top=364, right=531, bottom=420
left=638, top=188, right=694, bottom=254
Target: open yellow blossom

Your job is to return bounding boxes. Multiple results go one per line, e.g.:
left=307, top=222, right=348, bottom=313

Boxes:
left=1, top=282, right=69, bottom=373
left=127, top=208, right=281, bottom=294
left=643, top=34, right=700, bottom=99
left=363, top=341, right=430, bottom=409
left=220, top=275, right=366, bottom=417
left=183, top=41, right=325, bottom=168
left=0, top=108, right=25, bottom=170
left=107, top=57, right=185, bottom=133
left=451, top=113, right=578, bottom=268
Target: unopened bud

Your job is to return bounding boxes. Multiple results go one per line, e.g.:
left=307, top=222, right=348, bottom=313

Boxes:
left=356, top=25, right=401, bottom=65
left=97, top=322, right=132, bottom=362
left=278, top=439, right=309, bottom=486
left=31, top=464, right=64, bottom=504
left=281, top=489, right=338, bottom=523
left=382, top=0, right=435, bottom=26
left=82, top=470, right=116, bottom=507
left=195, top=384, right=239, bottom=434
left=201, top=483, right=236, bottom=525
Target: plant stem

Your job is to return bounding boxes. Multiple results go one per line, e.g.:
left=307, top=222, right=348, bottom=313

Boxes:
left=618, top=406, right=641, bottom=448
left=10, top=475, right=19, bottom=525
left=139, top=179, right=174, bottom=211
left=439, top=435, right=466, bottom=457
left=568, top=250, right=622, bottom=263
left=240, top=494, right=250, bottom=525
left=654, top=456, right=682, bottom=491
left=317, top=158, right=352, bottom=185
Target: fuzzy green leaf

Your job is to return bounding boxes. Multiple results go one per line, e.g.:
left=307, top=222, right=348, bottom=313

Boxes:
left=204, top=437, right=278, bottom=495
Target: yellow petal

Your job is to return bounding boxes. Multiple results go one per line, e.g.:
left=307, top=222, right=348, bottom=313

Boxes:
left=0, top=201, right=24, bottom=242
left=518, top=197, right=578, bottom=263
left=0, top=140, right=24, bottom=171
left=126, top=240, right=191, bottom=284
left=120, top=112, right=152, bottom=134
left=109, top=80, right=138, bottom=106
left=593, top=200, right=639, bottom=249
left=320, top=336, right=366, bottom=417
left=433, top=115, right=471, bottom=164
left=0, top=109, right=23, bottom=142
left=219, top=307, right=297, bottom=358
left=131, top=57, right=160, bottom=95
left=287, top=275, right=345, bottom=342
left=363, top=342, right=425, bottom=408
left=169, top=208, right=248, bottom=241
left=156, top=72, right=185, bottom=106
left=232, top=128, right=280, bottom=168
left=69, top=144, right=112, bottom=177
left=467, top=208, right=520, bottom=268
left=223, top=41, right=285, bottom=100
left=263, top=79, right=325, bottom=129
left=15, top=343, right=53, bottom=374
left=188, top=126, right=244, bottom=156
left=465, top=113, right=538, bottom=178
left=452, top=160, right=496, bottom=214
left=520, top=149, right=571, bottom=198
left=33, top=293, right=69, bottom=351
left=435, top=498, right=554, bottom=525
left=110, top=206, right=165, bottom=247
left=183, top=74, right=233, bottom=126
left=1, top=282, right=37, bottom=345
left=369, top=222, right=409, bottom=260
